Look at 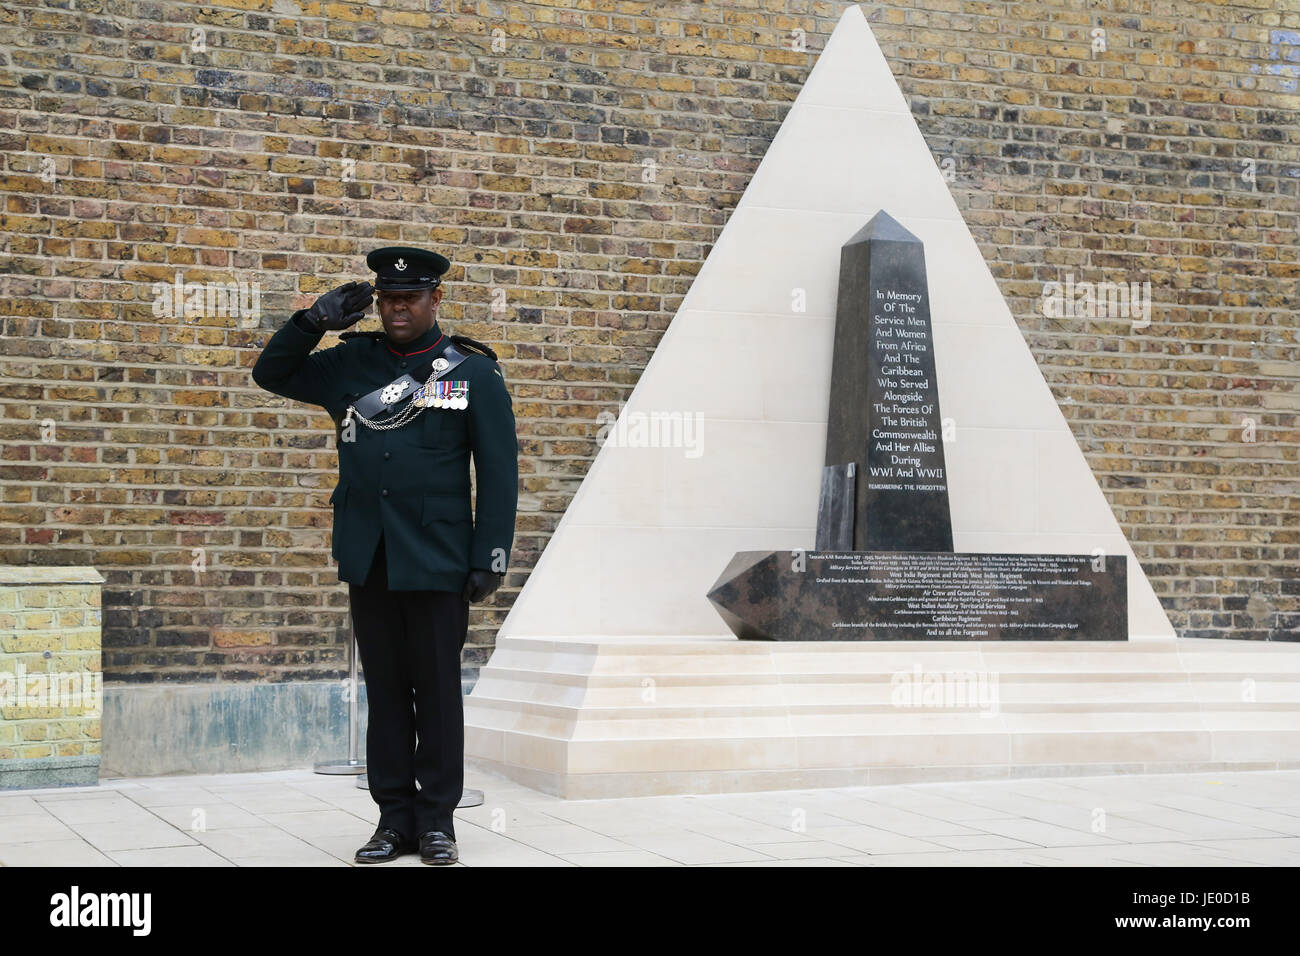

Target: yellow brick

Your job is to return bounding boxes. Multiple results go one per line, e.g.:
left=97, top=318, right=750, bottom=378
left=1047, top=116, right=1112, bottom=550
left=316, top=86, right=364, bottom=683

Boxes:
left=0, top=633, right=59, bottom=653
left=65, top=630, right=102, bottom=651
left=18, top=588, right=51, bottom=608
left=213, top=629, right=272, bottom=647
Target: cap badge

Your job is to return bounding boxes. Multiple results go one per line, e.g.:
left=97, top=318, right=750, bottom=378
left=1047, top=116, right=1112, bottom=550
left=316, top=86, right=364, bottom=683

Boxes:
left=394, top=258, right=407, bottom=271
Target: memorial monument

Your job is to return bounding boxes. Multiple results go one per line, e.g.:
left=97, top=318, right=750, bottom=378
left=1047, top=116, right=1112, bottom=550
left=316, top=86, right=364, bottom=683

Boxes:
left=463, top=6, right=1296, bottom=799
left=707, top=211, right=1128, bottom=642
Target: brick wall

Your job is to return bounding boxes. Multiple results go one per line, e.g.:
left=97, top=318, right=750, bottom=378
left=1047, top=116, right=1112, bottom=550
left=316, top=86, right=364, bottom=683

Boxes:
left=0, top=566, right=103, bottom=785
left=0, top=0, right=1295, bottom=685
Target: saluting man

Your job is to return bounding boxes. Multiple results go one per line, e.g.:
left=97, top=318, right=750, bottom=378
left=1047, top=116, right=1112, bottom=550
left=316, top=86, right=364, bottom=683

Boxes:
left=251, top=247, right=518, bottom=865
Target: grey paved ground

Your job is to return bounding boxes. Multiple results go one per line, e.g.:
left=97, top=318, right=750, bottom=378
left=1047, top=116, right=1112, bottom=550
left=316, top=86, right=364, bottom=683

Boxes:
left=1, top=767, right=1298, bottom=866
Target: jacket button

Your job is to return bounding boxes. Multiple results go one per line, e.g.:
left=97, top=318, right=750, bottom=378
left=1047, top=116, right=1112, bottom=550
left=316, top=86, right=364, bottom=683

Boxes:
left=383, top=451, right=391, bottom=460
left=400, top=361, right=407, bottom=369
left=381, top=489, right=389, bottom=497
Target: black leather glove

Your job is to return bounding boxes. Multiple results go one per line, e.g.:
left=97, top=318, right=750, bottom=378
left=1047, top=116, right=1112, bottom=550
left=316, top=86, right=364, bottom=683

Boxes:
left=461, top=569, right=503, bottom=604
left=298, top=280, right=374, bottom=333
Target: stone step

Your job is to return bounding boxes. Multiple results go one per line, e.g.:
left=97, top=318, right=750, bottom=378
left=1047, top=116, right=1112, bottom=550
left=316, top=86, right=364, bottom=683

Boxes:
left=464, top=637, right=1300, bottom=797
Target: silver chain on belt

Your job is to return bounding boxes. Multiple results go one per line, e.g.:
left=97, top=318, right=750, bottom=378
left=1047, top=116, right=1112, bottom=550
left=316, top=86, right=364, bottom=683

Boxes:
left=343, top=399, right=424, bottom=431
left=342, top=357, right=449, bottom=431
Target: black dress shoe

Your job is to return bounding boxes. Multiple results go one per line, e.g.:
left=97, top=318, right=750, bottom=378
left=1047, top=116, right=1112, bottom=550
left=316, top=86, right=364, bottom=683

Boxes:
left=354, top=826, right=413, bottom=864
left=418, top=830, right=458, bottom=865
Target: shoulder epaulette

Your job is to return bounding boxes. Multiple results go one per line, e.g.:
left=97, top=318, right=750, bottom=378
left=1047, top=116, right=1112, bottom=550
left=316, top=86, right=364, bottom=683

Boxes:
left=450, top=334, right=498, bottom=361
left=338, top=330, right=386, bottom=341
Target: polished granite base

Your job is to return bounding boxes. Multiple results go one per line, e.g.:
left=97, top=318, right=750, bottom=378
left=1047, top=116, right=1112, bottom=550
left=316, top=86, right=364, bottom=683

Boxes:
left=708, top=550, right=1127, bottom=642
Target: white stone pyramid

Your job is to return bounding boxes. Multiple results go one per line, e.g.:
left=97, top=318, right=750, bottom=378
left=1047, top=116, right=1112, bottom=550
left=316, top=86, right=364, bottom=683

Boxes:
left=500, top=4, right=1175, bottom=641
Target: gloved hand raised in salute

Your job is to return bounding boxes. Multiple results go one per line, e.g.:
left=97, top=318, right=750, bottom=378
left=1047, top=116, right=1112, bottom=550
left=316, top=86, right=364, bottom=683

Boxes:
left=296, top=280, right=375, bottom=333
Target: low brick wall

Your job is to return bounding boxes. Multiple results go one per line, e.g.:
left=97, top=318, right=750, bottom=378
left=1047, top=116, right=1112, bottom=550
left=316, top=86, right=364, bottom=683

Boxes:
left=0, top=566, right=104, bottom=788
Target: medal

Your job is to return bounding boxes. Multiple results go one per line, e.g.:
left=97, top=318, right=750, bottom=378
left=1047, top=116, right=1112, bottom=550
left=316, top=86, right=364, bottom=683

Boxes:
left=413, top=378, right=469, bottom=411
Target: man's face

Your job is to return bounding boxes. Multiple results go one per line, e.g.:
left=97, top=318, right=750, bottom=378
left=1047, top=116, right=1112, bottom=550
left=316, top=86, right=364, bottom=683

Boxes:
left=376, top=287, right=442, bottom=344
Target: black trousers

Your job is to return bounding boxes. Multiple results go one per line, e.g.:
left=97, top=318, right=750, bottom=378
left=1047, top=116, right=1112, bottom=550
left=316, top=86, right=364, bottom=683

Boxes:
left=348, top=536, right=469, bottom=842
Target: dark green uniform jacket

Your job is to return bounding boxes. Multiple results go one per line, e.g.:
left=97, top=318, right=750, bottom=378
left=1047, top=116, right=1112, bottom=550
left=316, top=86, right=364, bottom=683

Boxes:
left=251, top=314, right=518, bottom=592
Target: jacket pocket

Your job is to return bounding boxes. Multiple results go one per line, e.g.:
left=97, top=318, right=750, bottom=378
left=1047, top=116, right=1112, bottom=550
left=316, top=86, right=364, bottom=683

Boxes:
left=419, top=412, right=445, bottom=448
left=422, top=493, right=472, bottom=525
left=421, top=493, right=474, bottom=573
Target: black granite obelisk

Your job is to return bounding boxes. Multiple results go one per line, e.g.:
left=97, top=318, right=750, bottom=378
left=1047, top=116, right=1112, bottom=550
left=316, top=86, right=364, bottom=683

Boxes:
left=823, top=210, right=952, bottom=552
left=707, top=208, right=1128, bottom=642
